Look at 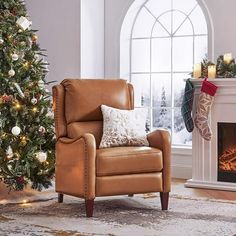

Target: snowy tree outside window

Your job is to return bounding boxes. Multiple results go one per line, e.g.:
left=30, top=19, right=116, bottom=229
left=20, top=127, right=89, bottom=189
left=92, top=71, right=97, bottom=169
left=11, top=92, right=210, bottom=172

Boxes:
left=121, top=0, right=208, bottom=146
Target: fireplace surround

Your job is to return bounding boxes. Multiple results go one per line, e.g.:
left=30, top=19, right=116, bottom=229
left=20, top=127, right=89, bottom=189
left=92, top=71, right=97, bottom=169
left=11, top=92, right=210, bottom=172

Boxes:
left=185, top=78, right=236, bottom=191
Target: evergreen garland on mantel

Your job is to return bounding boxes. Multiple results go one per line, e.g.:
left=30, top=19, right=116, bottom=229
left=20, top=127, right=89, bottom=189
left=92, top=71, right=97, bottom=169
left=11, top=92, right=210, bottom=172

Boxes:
left=192, top=55, right=236, bottom=78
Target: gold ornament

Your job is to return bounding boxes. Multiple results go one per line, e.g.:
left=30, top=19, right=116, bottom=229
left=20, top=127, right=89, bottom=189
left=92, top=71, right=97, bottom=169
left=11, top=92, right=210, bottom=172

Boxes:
left=23, top=61, right=29, bottom=69
left=31, top=34, right=38, bottom=42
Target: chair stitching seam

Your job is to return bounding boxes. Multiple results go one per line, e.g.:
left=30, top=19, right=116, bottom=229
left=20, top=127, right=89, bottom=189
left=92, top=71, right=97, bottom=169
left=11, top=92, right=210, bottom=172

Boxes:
left=97, top=168, right=163, bottom=176
left=97, top=152, right=162, bottom=158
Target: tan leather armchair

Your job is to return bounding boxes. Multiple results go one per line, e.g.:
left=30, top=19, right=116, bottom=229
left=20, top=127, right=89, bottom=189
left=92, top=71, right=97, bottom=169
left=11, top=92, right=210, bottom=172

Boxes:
left=52, top=79, right=171, bottom=217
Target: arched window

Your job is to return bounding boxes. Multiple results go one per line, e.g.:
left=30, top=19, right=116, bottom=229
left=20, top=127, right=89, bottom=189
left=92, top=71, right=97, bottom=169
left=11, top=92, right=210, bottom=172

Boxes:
left=120, top=0, right=210, bottom=146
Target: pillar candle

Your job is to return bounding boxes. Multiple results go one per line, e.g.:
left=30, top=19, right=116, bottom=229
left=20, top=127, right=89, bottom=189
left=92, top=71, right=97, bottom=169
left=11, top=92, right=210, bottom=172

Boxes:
left=193, top=63, right=201, bottom=79
left=208, top=65, right=216, bottom=79
left=223, top=53, right=233, bottom=64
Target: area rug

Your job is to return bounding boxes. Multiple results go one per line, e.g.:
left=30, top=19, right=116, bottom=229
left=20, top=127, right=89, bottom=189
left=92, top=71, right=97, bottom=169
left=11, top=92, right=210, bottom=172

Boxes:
left=0, top=194, right=235, bottom=236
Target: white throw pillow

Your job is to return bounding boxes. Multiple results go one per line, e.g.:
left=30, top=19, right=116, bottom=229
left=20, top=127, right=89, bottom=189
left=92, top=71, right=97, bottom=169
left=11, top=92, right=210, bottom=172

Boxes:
left=99, top=105, right=149, bottom=148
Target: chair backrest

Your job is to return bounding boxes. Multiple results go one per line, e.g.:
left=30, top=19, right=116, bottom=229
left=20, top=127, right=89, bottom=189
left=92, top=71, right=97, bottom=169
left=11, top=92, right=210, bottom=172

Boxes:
left=52, top=79, right=134, bottom=147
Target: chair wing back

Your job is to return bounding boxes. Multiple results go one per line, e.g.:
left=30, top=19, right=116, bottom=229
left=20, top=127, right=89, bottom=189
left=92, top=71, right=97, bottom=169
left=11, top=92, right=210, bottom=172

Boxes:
left=53, top=79, right=134, bottom=146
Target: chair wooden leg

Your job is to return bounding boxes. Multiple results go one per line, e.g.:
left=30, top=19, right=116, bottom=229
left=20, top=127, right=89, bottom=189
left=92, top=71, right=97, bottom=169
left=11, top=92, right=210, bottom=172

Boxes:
left=85, top=199, right=94, bottom=217
left=160, top=192, right=169, bottom=210
left=58, top=193, right=63, bottom=203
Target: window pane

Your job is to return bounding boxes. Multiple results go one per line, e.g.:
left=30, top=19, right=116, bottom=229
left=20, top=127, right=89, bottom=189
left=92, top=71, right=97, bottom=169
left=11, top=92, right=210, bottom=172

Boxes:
left=135, top=107, right=150, bottom=133
left=173, top=36, right=193, bottom=71
left=152, top=22, right=170, bottom=37
left=152, top=38, right=171, bottom=72
left=152, top=107, right=172, bottom=131
left=131, top=74, right=150, bottom=107
left=158, top=12, right=172, bottom=35
left=174, top=18, right=193, bottom=36
left=145, top=0, right=171, bottom=19
left=133, top=8, right=156, bottom=38
left=173, top=0, right=197, bottom=15
left=173, top=73, right=189, bottom=107
left=172, top=11, right=187, bottom=34
left=194, top=36, right=208, bottom=63
left=152, top=74, right=171, bottom=107
left=189, top=5, right=208, bottom=34
left=173, top=108, right=192, bottom=145
left=132, top=39, right=150, bottom=72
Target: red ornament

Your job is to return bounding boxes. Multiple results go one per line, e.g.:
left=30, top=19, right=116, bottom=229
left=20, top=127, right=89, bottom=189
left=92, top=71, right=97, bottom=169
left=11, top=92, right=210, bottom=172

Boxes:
left=2, top=94, right=11, bottom=103
left=16, top=176, right=25, bottom=184
left=11, top=9, right=17, bottom=16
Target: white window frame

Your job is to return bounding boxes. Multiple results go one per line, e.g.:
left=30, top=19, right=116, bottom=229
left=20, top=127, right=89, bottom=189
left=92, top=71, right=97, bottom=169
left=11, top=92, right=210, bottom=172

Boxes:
left=120, top=0, right=213, bottom=149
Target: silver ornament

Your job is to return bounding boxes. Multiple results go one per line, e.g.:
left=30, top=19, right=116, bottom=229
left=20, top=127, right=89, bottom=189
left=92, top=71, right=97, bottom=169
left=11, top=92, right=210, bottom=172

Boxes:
left=31, top=97, right=37, bottom=105
left=8, top=69, right=15, bottom=77
left=39, top=126, right=46, bottom=134
left=11, top=126, right=21, bottom=136
left=12, top=53, right=19, bottom=61
left=0, top=38, right=4, bottom=44
left=36, top=151, right=47, bottom=163
left=38, top=80, right=44, bottom=88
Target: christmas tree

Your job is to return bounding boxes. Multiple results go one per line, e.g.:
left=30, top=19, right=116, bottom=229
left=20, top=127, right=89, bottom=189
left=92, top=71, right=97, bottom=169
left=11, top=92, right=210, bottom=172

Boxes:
left=0, top=0, right=55, bottom=191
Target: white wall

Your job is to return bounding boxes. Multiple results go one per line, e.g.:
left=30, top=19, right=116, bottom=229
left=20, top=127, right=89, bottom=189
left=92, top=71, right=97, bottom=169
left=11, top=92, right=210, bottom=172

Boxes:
left=25, top=0, right=81, bottom=83
left=81, top=0, right=105, bottom=78
left=105, top=0, right=132, bottom=78
left=105, top=0, right=236, bottom=78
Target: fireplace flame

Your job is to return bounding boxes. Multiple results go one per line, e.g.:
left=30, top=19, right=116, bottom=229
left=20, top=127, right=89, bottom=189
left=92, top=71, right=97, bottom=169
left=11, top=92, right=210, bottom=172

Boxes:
left=219, top=147, right=236, bottom=171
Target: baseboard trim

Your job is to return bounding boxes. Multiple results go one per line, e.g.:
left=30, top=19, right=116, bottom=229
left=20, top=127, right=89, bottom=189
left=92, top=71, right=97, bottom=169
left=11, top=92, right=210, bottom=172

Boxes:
left=171, top=165, right=192, bottom=179
left=185, top=179, right=236, bottom=192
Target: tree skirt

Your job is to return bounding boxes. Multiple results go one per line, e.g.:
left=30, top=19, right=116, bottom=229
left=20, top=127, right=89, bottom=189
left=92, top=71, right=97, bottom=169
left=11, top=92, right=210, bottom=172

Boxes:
left=0, top=182, right=55, bottom=204
left=0, top=194, right=235, bottom=236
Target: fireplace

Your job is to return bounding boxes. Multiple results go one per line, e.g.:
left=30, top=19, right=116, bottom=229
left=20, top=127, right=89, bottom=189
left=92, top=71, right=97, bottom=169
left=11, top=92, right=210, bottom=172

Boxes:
left=218, top=123, right=236, bottom=183
left=185, top=78, right=236, bottom=191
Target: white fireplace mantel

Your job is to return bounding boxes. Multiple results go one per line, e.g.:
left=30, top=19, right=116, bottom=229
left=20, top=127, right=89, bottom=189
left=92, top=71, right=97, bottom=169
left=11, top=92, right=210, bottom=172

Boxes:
left=185, top=78, right=236, bottom=192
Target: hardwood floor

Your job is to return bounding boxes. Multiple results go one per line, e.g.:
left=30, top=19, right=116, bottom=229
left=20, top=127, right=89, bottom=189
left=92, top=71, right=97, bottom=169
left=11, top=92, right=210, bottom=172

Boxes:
left=172, top=178, right=236, bottom=201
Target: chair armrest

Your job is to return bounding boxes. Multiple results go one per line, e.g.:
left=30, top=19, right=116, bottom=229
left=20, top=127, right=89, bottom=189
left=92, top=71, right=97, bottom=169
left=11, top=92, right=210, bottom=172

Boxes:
left=147, top=129, right=171, bottom=192
left=56, top=133, right=96, bottom=200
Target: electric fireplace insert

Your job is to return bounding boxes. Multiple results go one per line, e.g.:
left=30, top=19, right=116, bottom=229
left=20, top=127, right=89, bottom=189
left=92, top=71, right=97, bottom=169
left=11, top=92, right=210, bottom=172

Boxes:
left=218, top=122, right=236, bottom=183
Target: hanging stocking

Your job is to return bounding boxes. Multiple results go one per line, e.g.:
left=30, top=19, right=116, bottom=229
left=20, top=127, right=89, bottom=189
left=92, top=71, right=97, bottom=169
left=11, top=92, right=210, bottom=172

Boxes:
left=181, top=78, right=195, bottom=132
left=194, top=79, right=218, bottom=141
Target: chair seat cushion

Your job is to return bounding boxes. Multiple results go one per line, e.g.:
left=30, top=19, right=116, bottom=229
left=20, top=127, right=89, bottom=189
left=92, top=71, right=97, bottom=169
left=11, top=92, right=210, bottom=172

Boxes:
left=96, top=146, right=163, bottom=177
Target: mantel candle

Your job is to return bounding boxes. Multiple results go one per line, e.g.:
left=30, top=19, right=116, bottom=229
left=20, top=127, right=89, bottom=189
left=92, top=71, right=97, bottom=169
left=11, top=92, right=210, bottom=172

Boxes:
left=223, top=53, right=233, bottom=64
left=193, top=63, right=201, bottom=78
left=208, top=65, right=216, bottom=79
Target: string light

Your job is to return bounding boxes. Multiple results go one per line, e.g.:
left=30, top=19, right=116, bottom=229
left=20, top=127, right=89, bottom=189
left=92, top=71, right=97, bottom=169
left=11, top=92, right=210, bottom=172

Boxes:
left=6, top=155, right=12, bottom=160
left=15, top=103, right=21, bottom=110
left=22, top=199, right=27, bottom=204
left=21, top=199, right=31, bottom=207
left=32, top=107, right=38, bottom=113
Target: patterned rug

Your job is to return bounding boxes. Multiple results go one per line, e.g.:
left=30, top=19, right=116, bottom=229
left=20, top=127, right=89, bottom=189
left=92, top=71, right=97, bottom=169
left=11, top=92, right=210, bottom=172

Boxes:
left=0, top=193, right=235, bottom=236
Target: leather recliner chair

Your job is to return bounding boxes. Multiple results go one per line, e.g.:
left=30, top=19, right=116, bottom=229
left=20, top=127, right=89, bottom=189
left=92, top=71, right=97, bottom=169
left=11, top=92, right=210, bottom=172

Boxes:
left=52, top=79, right=171, bottom=217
